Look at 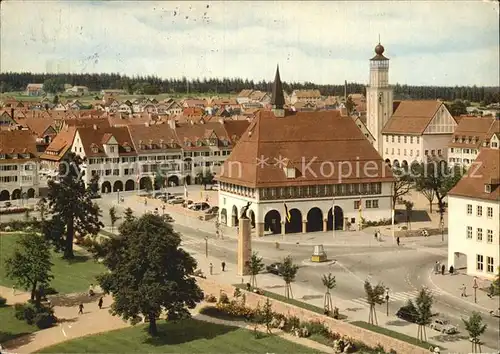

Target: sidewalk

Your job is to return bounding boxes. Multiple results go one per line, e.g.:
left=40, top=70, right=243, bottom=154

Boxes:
left=428, top=271, right=499, bottom=313
left=120, top=195, right=447, bottom=249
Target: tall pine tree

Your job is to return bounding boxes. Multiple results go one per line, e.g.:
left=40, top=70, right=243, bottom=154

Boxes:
left=46, top=152, right=103, bottom=258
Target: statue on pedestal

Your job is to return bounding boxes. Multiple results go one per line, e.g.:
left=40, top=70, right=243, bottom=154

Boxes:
left=240, top=202, right=252, bottom=219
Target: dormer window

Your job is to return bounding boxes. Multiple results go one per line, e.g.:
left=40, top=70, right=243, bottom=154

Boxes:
left=284, top=167, right=296, bottom=178
left=196, top=140, right=203, bottom=147
left=148, top=140, right=154, bottom=149
left=91, top=145, right=98, bottom=153
left=209, top=138, right=217, bottom=146
left=453, top=136, right=457, bottom=143
left=222, top=140, right=229, bottom=147
left=184, top=141, right=191, bottom=147
left=23, top=153, right=30, bottom=158
left=0, top=154, right=5, bottom=159
left=12, top=153, right=18, bottom=159
left=485, top=184, right=491, bottom=193
left=124, top=146, right=131, bottom=152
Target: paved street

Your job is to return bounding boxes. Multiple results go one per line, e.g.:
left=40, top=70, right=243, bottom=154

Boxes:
left=3, top=189, right=498, bottom=353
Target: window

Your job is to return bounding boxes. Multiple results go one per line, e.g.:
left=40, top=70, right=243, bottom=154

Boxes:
left=385, top=136, right=388, bottom=142
left=451, top=148, right=454, bottom=153
left=366, top=200, right=372, bottom=208
left=391, top=148, right=394, bottom=155
left=410, top=150, right=413, bottom=156
left=477, top=205, right=482, bottom=217
left=417, top=137, right=420, bottom=144
left=416, top=150, right=420, bottom=156
left=105, top=169, right=111, bottom=176
left=487, top=229, right=493, bottom=243
left=467, top=226, right=472, bottom=239
left=425, top=150, right=429, bottom=156
left=391, top=136, right=394, bottom=143
left=466, top=204, right=472, bottom=215
left=476, top=254, right=484, bottom=271
left=404, top=149, right=407, bottom=156
left=487, top=207, right=493, bottom=218
left=397, top=148, right=400, bottom=155
left=410, top=136, right=414, bottom=144
left=385, top=148, right=388, bottom=154
left=354, top=200, right=361, bottom=210
left=113, top=169, right=119, bottom=176
left=487, top=257, right=494, bottom=273
left=397, top=136, right=401, bottom=143
left=372, top=200, right=379, bottom=208
left=477, top=228, right=483, bottom=241
left=438, top=149, right=442, bottom=156
left=110, top=146, right=115, bottom=153
left=404, top=136, right=407, bottom=143
left=431, top=149, right=435, bottom=156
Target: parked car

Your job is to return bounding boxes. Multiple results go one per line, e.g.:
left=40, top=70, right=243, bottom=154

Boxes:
left=167, top=197, right=184, bottom=205
left=205, top=206, right=219, bottom=214
left=430, top=318, right=458, bottom=334
left=3, top=202, right=12, bottom=208
left=266, top=262, right=282, bottom=275
left=490, top=308, right=500, bottom=317
left=396, top=302, right=418, bottom=323
left=189, top=202, right=210, bottom=211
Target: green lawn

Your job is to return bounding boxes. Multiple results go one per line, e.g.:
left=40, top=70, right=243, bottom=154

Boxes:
left=0, top=305, right=38, bottom=343
left=350, top=321, right=441, bottom=350
left=38, top=318, right=321, bottom=353
left=0, top=233, right=105, bottom=294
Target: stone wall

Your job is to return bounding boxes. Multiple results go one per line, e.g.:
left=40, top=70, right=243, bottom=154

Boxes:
left=197, top=278, right=428, bottom=354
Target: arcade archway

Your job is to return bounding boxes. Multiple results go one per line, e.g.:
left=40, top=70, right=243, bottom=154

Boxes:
left=285, top=208, right=302, bottom=234
left=264, top=210, right=281, bottom=234
left=306, top=207, right=323, bottom=232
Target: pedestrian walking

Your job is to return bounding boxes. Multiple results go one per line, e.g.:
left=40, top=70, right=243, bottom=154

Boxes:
left=98, top=297, right=103, bottom=309
left=396, top=236, right=400, bottom=246
left=221, top=261, right=226, bottom=272
left=441, top=264, right=445, bottom=275
left=144, top=198, right=147, bottom=206
left=374, top=231, right=378, bottom=241
left=434, top=261, right=440, bottom=274
left=461, top=284, right=467, bottom=297
left=209, top=263, right=213, bottom=275
left=78, top=303, right=84, bottom=315
left=88, top=283, right=95, bottom=297
left=12, top=285, right=16, bottom=295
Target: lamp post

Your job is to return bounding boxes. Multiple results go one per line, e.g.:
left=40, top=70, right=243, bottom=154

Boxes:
left=473, top=277, right=478, bottom=303
left=385, top=288, right=390, bottom=316
left=162, top=204, right=166, bottom=216
left=204, top=236, right=208, bottom=258
left=117, top=189, right=120, bottom=204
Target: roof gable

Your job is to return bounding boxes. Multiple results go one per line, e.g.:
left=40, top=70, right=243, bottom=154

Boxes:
left=423, top=104, right=456, bottom=134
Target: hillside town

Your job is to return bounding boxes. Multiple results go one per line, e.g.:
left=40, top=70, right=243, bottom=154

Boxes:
left=1, top=2, right=499, bottom=353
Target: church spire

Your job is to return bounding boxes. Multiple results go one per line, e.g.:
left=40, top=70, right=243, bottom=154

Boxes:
left=271, top=64, right=285, bottom=111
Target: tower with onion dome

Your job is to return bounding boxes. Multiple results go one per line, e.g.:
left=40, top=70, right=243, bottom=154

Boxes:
left=366, top=40, right=394, bottom=154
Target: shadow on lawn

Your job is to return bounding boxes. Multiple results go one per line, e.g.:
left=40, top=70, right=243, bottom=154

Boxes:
left=144, top=318, right=238, bottom=346
left=49, top=293, right=103, bottom=307
left=64, top=254, right=91, bottom=264
left=1, top=331, right=36, bottom=349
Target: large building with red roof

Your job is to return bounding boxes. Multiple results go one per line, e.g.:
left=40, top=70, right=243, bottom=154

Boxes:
left=217, top=67, right=394, bottom=237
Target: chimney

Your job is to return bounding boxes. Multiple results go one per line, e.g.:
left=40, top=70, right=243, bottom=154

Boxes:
left=93, top=124, right=97, bottom=130
left=10, top=108, right=14, bottom=118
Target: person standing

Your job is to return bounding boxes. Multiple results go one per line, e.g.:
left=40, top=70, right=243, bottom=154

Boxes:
left=78, top=303, right=84, bottom=315
left=461, top=284, right=467, bottom=297
left=396, top=236, right=400, bottom=246
left=209, top=263, right=213, bottom=275
left=441, top=264, right=445, bottom=275
left=98, top=297, right=103, bottom=309
left=221, top=261, right=226, bottom=272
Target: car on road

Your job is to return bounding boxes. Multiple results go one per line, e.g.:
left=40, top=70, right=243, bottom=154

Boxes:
left=205, top=206, right=219, bottom=214
left=429, top=318, right=458, bottom=334
left=189, top=202, right=210, bottom=211
left=167, top=197, right=184, bottom=205
left=266, top=262, right=282, bottom=275
left=3, top=201, right=12, bottom=208
left=490, top=308, right=500, bottom=317
left=396, top=303, right=418, bottom=323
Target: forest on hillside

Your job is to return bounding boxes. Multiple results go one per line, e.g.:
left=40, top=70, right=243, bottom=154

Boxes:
left=0, top=72, right=499, bottom=104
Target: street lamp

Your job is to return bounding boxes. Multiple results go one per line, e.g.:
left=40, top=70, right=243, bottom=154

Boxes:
left=162, top=204, right=166, bottom=216
left=473, top=277, right=478, bottom=303
left=385, top=288, right=390, bottom=316
left=117, top=189, right=120, bottom=204
left=204, top=236, right=208, bottom=258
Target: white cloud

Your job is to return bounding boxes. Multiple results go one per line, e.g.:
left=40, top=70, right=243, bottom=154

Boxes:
left=1, top=0, right=498, bottom=86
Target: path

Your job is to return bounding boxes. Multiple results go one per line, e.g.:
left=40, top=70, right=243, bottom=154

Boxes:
left=1, top=285, right=332, bottom=353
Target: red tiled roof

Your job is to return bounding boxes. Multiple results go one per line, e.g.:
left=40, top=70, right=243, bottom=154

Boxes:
left=382, top=100, right=443, bottom=135
left=218, top=109, right=393, bottom=188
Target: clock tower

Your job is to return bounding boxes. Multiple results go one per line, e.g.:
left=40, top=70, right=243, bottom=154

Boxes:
left=366, top=42, right=393, bottom=154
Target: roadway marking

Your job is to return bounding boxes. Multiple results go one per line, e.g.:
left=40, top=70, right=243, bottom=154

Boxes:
left=346, top=289, right=444, bottom=308
left=60, top=324, right=67, bottom=337
left=330, top=260, right=365, bottom=284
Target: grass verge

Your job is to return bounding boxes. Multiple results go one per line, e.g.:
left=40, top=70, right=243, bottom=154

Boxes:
left=350, top=321, right=441, bottom=350
left=233, top=283, right=347, bottom=320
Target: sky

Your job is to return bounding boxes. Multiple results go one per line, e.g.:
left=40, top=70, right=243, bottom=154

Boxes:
left=1, top=1, right=499, bottom=86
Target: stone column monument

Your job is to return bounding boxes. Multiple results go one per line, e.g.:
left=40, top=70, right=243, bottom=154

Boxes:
left=237, top=202, right=252, bottom=276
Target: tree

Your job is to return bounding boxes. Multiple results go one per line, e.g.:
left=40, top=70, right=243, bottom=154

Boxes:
left=154, top=171, right=165, bottom=191
left=97, top=213, right=204, bottom=336
left=322, top=273, right=336, bottom=314
left=53, top=95, right=59, bottom=105
left=262, top=298, right=274, bottom=334
left=404, top=200, right=414, bottom=230
left=109, top=206, right=120, bottom=233
left=42, top=78, right=64, bottom=94
left=37, top=197, right=48, bottom=223
left=24, top=208, right=31, bottom=222
left=364, top=280, right=386, bottom=325
left=248, top=252, right=265, bottom=288
left=46, top=153, right=103, bottom=258
left=279, top=256, right=299, bottom=299
left=446, top=99, right=468, bottom=116
left=5, top=233, right=53, bottom=303
left=462, top=312, right=487, bottom=353
left=123, top=207, right=135, bottom=223
left=391, top=167, right=413, bottom=210
left=413, top=160, right=464, bottom=228
left=415, top=287, right=433, bottom=341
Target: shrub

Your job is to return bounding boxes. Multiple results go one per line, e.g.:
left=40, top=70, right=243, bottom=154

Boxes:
left=34, top=311, right=57, bottom=329
left=0, top=296, right=7, bottom=307
left=304, top=320, right=330, bottom=337
left=282, top=315, right=301, bottom=333
left=218, top=292, right=229, bottom=304
left=14, top=302, right=37, bottom=324
left=0, top=220, right=40, bottom=232
left=205, top=294, right=217, bottom=303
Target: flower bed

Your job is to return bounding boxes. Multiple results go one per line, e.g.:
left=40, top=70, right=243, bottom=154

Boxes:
left=0, top=207, right=33, bottom=215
